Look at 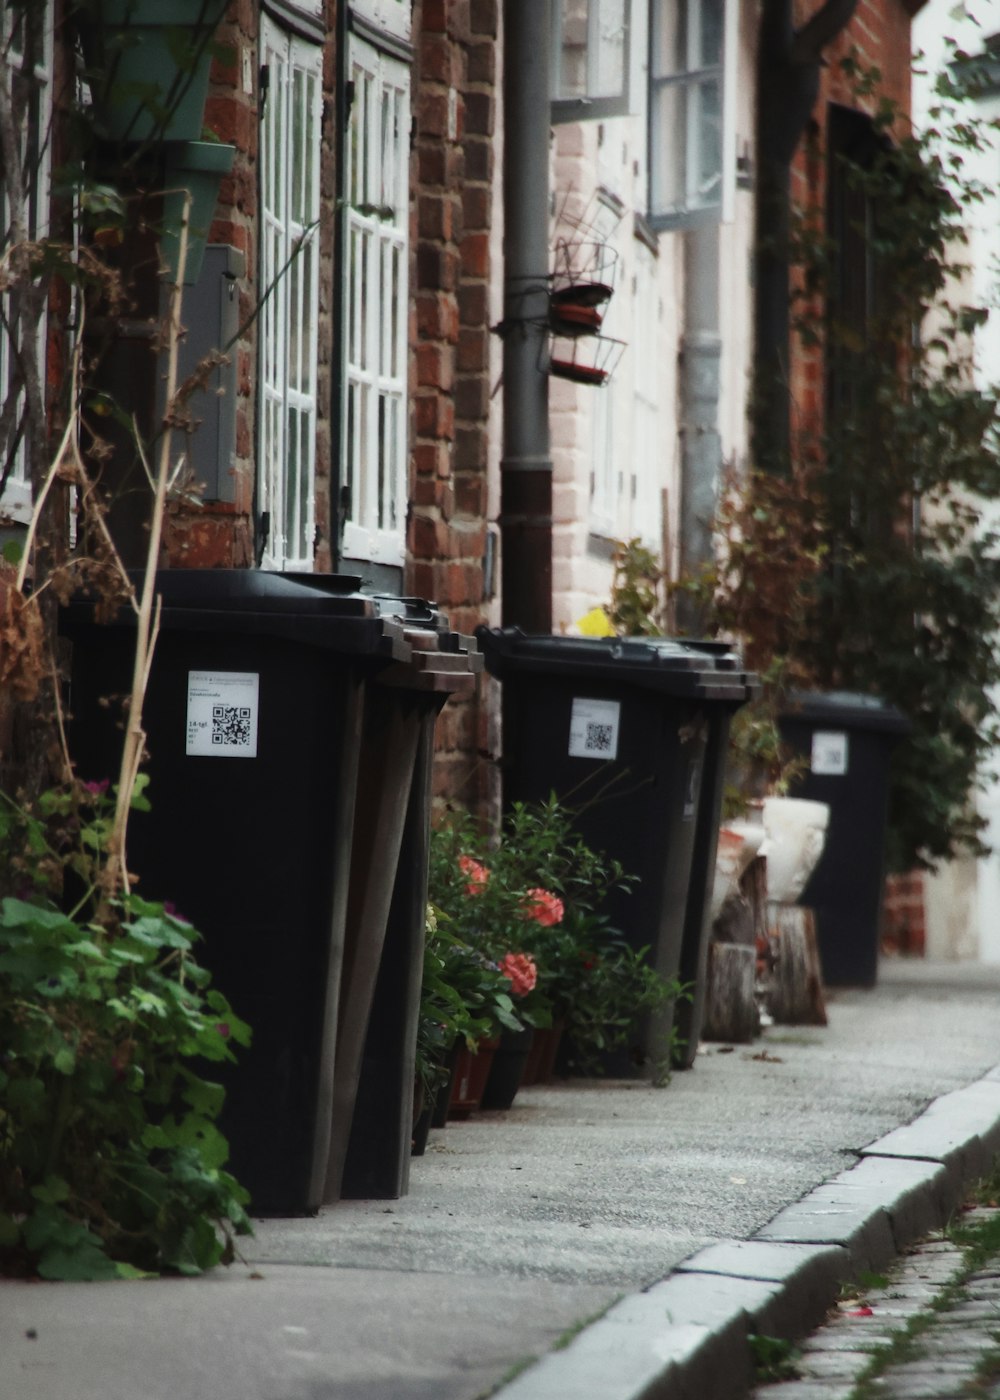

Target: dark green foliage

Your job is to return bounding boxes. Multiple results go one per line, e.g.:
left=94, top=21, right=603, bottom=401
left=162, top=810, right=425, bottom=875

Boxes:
left=787, top=55, right=1000, bottom=868
left=0, top=786, right=252, bottom=1280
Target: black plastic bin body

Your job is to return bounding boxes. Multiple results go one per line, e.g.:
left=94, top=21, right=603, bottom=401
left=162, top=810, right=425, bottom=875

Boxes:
left=477, top=628, right=749, bottom=1071
left=780, top=691, right=909, bottom=988
left=325, top=595, right=481, bottom=1202
left=672, top=643, right=759, bottom=1067
left=62, top=571, right=479, bottom=1215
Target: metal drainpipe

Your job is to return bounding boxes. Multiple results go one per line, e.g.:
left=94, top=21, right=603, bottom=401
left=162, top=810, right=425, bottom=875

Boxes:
left=677, top=224, right=722, bottom=631
left=500, top=0, right=553, bottom=633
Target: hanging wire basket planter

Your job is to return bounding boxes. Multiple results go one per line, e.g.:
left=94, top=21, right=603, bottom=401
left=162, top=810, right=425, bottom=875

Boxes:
left=543, top=329, right=626, bottom=387
left=550, top=237, right=618, bottom=304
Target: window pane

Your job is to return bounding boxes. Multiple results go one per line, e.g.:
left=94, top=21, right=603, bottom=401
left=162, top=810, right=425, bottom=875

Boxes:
left=652, top=0, right=684, bottom=78
left=357, top=382, right=370, bottom=521
left=700, top=0, right=725, bottom=68
left=289, top=254, right=301, bottom=390
left=593, top=0, right=626, bottom=99
left=649, top=0, right=730, bottom=224
left=257, top=23, right=320, bottom=567
left=390, top=244, right=401, bottom=379
left=342, top=42, right=409, bottom=562
left=650, top=80, right=687, bottom=215
left=292, top=67, right=305, bottom=223
left=285, top=406, right=300, bottom=556
left=695, top=77, right=722, bottom=202
left=0, top=0, right=51, bottom=515
left=555, top=0, right=589, bottom=98
left=304, top=71, right=316, bottom=219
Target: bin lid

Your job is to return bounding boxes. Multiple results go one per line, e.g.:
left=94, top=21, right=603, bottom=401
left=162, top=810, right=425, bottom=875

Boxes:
left=364, top=592, right=484, bottom=688
left=476, top=626, right=750, bottom=702
left=781, top=689, right=911, bottom=734
left=63, top=569, right=408, bottom=661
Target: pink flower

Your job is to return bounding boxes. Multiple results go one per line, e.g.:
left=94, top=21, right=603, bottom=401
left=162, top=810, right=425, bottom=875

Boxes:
left=522, top=888, right=564, bottom=927
left=499, top=951, right=538, bottom=998
left=83, top=779, right=110, bottom=796
left=458, top=854, right=489, bottom=895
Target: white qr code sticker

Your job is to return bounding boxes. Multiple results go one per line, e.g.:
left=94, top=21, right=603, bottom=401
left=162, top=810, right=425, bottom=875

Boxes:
left=811, top=730, right=848, bottom=776
left=568, top=698, right=621, bottom=761
left=186, top=672, right=259, bottom=758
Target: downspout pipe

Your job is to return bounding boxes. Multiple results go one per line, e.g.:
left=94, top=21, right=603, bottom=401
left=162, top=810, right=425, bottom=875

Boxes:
left=678, top=225, right=722, bottom=630
left=501, top=0, right=552, bottom=632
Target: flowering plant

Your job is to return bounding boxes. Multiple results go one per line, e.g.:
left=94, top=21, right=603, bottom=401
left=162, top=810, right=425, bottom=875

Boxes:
left=427, top=797, right=687, bottom=1079
left=416, top=905, right=523, bottom=1096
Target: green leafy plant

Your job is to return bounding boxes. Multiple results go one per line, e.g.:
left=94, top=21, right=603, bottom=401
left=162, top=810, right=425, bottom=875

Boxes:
left=0, top=783, right=251, bottom=1280
left=781, top=53, right=1000, bottom=870
left=608, top=539, right=667, bottom=637
left=0, top=0, right=254, bottom=1285
left=748, top=1333, right=801, bottom=1383
left=416, top=905, right=521, bottom=1097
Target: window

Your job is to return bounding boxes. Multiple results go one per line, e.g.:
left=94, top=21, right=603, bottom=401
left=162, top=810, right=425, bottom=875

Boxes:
left=340, top=34, right=410, bottom=567
left=552, top=0, right=633, bottom=123
left=257, top=18, right=322, bottom=570
left=649, top=0, right=736, bottom=228
left=0, top=2, right=52, bottom=522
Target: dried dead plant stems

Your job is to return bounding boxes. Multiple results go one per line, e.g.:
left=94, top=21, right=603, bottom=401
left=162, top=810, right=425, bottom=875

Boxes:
left=101, top=194, right=191, bottom=907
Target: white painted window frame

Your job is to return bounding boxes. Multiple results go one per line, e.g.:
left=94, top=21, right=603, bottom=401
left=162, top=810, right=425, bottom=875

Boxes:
left=257, top=16, right=322, bottom=571
left=649, top=0, right=737, bottom=229
left=350, top=0, right=412, bottom=45
left=0, top=2, right=52, bottom=524
left=552, top=0, right=634, bottom=123
left=340, top=33, right=410, bottom=568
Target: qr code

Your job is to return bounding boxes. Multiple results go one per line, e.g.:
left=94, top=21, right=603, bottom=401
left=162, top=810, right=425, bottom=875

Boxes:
left=212, top=705, right=252, bottom=747
left=585, top=722, right=614, bottom=753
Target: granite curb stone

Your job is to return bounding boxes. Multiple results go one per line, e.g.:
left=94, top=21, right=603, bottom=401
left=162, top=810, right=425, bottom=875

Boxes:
left=861, top=1076, right=1000, bottom=1195
left=675, top=1241, right=851, bottom=1335
left=496, top=1064, right=1000, bottom=1400
left=754, top=1155, right=950, bottom=1268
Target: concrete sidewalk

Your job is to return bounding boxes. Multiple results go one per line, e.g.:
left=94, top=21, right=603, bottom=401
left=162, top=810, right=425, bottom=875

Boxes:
left=4, top=959, right=1000, bottom=1400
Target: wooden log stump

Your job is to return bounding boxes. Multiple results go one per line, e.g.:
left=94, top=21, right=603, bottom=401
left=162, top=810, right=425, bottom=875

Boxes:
left=703, top=942, right=757, bottom=1043
left=765, top=903, right=827, bottom=1026
left=702, top=853, right=767, bottom=1044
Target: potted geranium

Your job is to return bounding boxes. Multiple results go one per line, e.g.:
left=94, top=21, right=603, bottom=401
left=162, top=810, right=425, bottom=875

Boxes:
left=426, top=798, right=688, bottom=1108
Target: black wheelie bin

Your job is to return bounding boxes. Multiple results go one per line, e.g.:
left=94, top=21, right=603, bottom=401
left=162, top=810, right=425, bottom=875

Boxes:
left=477, top=627, right=751, bottom=1073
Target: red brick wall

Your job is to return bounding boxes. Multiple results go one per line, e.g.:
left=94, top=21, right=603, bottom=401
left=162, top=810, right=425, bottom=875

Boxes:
left=408, top=0, right=497, bottom=811
left=881, top=870, right=926, bottom=957
left=787, top=0, right=915, bottom=446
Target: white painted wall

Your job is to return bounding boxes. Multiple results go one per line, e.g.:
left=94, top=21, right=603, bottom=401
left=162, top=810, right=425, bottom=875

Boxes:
left=545, top=0, right=757, bottom=633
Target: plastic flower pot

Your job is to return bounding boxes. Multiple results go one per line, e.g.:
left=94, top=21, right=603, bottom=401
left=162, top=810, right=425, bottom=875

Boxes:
left=447, top=1037, right=500, bottom=1119
left=521, top=1020, right=565, bottom=1086
left=161, top=140, right=235, bottom=284
left=82, top=0, right=229, bottom=143
left=479, top=1026, right=534, bottom=1110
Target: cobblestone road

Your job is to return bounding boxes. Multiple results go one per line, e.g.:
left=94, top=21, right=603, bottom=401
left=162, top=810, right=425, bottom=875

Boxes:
left=752, top=1206, right=1000, bottom=1399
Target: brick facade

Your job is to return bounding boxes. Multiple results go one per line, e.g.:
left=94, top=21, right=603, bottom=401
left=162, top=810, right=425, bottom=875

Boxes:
left=881, top=870, right=927, bottom=957
left=787, top=0, right=916, bottom=446
left=408, top=0, right=497, bottom=812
